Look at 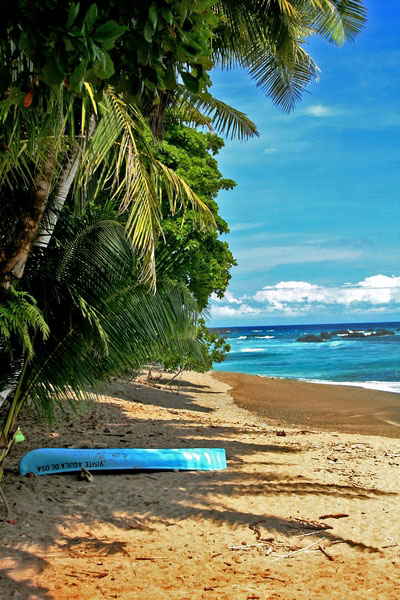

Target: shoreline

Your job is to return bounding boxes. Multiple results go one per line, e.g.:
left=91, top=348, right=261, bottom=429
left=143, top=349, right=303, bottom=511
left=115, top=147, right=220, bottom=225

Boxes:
left=266, top=375, right=400, bottom=394
left=213, top=370, right=400, bottom=438
left=215, top=371, right=400, bottom=395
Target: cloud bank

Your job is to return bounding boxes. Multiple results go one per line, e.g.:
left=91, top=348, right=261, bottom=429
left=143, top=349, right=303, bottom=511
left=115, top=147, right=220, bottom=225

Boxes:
left=211, top=275, right=400, bottom=319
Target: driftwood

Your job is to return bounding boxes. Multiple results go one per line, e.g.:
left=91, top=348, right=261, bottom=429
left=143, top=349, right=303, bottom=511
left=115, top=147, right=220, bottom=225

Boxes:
left=319, top=513, right=349, bottom=520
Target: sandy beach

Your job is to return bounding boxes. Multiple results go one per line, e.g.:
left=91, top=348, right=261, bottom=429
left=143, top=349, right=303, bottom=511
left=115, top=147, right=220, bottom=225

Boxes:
left=1, top=371, right=400, bottom=599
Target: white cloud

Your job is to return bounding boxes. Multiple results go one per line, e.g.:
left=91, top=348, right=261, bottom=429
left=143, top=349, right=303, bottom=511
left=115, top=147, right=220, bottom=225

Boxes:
left=210, top=275, right=400, bottom=320
left=252, top=275, right=400, bottom=313
left=263, top=147, right=277, bottom=154
left=305, top=104, right=335, bottom=117
left=224, top=291, right=241, bottom=304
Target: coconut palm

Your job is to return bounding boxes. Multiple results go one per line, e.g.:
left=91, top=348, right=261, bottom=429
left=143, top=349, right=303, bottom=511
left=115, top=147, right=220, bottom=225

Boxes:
left=213, top=0, right=367, bottom=112
left=0, top=198, right=206, bottom=491
left=0, top=87, right=215, bottom=289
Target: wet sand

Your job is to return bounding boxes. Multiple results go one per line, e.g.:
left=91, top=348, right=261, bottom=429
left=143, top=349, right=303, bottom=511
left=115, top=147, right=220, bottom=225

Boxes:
left=214, top=371, right=400, bottom=438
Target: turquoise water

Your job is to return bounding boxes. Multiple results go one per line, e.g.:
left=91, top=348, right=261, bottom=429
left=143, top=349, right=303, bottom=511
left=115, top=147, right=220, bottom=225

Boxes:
left=211, top=321, right=400, bottom=393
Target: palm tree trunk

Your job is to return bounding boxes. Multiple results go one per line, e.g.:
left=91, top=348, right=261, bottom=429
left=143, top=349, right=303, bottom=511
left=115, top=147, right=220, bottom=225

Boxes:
left=0, top=151, right=56, bottom=289
left=35, top=114, right=96, bottom=248
left=34, top=150, right=80, bottom=248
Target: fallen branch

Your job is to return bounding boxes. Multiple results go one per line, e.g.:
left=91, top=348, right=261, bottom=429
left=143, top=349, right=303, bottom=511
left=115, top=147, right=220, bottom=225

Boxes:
left=271, top=538, right=325, bottom=562
left=135, top=557, right=169, bottom=561
left=229, top=543, right=267, bottom=550
left=318, top=545, right=335, bottom=561
left=319, top=513, right=349, bottom=520
left=295, top=518, right=333, bottom=530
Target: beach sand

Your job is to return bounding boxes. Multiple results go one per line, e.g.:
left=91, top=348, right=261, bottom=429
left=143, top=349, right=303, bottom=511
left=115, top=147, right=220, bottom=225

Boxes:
left=1, top=371, right=400, bottom=599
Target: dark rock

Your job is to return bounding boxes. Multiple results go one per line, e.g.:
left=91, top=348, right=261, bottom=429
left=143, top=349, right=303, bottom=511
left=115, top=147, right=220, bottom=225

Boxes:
left=331, top=329, right=350, bottom=335
left=345, top=331, right=366, bottom=338
left=320, top=331, right=331, bottom=340
left=297, top=334, right=324, bottom=343
left=370, top=329, right=394, bottom=337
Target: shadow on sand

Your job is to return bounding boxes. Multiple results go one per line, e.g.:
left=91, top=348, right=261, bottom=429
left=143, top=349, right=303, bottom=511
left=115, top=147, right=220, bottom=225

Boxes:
left=1, top=376, right=397, bottom=598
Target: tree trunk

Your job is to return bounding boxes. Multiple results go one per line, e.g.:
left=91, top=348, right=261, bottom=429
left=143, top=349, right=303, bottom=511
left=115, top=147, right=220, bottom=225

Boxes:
left=34, top=151, right=79, bottom=248
left=35, top=114, right=96, bottom=248
left=0, top=152, right=56, bottom=288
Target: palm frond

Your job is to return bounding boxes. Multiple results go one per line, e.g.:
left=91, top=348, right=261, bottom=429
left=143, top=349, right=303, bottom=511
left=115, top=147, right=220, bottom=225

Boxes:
left=6, top=202, right=203, bottom=421
left=172, top=86, right=259, bottom=140
left=0, top=287, right=49, bottom=360
left=0, top=100, right=69, bottom=188
left=213, top=0, right=366, bottom=111
left=76, top=89, right=213, bottom=283
left=306, top=1, right=367, bottom=45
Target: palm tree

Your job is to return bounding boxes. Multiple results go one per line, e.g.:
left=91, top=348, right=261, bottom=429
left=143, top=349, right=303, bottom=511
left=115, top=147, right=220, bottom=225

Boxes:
left=0, top=88, right=215, bottom=289
left=213, top=0, right=366, bottom=112
left=0, top=88, right=217, bottom=499
left=0, top=197, right=207, bottom=493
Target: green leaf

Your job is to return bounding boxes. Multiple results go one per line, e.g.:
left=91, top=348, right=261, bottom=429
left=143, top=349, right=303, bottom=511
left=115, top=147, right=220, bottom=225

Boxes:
left=66, top=2, right=80, bottom=28
left=93, top=52, right=115, bottom=79
left=144, top=78, right=157, bottom=92
left=148, top=3, right=158, bottom=30
left=1, top=86, right=25, bottom=106
left=40, top=55, right=65, bottom=87
left=181, top=43, right=201, bottom=59
left=180, top=71, right=199, bottom=93
left=18, top=31, right=31, bottom=53
left=144, top=19, right=155, bottom=43
left=99, top=38, right=115, bottom=51
left=162, top=36, right=177, bottom=54
left=164, top=64, right=176, bottom=89
left=83, top=3, right=98, bottom=34
left=94, top=20, right=128, bottom=44
left=137, top=39, right=151, bottom=65
left=161, top=7, right=173, bottom=25
left=70, top=59, right=88, bottom=92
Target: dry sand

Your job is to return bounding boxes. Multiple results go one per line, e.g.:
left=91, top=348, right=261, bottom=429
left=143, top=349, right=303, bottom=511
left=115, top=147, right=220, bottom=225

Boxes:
left=1, top=370, right=400, bottom=599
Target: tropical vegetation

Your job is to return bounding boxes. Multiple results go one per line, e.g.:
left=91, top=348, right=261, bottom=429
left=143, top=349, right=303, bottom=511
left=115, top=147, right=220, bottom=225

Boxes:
left=0, top=1, right=366, bottom=498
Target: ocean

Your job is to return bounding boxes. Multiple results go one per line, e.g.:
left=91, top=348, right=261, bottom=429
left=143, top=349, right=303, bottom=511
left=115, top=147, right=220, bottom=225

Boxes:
left=211, top=321, right=400, bottom=393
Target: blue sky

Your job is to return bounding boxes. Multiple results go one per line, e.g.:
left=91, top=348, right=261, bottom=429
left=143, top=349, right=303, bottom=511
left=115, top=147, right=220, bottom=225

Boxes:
left=208, top=0, right=400, bottom=327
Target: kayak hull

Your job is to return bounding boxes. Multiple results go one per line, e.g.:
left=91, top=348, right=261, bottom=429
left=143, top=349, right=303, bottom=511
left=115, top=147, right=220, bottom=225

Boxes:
left=19, top=447, right=227, bottom=476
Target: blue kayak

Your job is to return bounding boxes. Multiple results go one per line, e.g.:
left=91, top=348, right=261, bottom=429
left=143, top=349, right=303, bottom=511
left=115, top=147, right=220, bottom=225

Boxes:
left=19, top=447, right=227, bottom=476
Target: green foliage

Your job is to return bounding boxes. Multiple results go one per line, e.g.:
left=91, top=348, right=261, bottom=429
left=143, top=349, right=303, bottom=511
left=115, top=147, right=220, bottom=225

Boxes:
left=156, top=318, right=230, bottom=374
left=0, top=286, right=49, bottom=360
left=154, top=123, right=237, bottom=309
left=0, top=1, right=366, bottom=117
left=0, top=1, right=220, bottom=109
left=197, top=318, right=231, bottom=369
left=0, top=200, right=204, bottom=422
